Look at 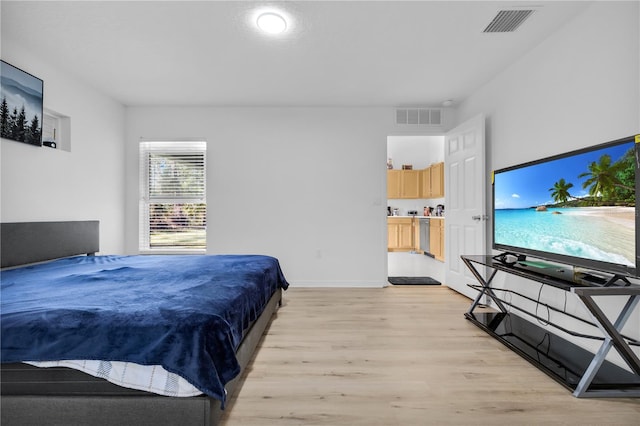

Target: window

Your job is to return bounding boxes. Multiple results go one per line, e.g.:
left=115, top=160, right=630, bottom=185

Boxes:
left=139, top=141, right=207, bottom=252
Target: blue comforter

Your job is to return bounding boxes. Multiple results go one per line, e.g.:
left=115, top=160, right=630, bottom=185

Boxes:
left=0, top=255, right=289, bottom=404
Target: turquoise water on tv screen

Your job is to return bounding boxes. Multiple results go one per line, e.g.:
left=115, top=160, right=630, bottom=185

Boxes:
left=494, top=207, right=634, bottom=267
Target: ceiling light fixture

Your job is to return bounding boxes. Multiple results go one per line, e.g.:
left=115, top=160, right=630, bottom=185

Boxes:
left=442, top=99, right=454, bottom=107
left=257, top=12, right=287, bottom=34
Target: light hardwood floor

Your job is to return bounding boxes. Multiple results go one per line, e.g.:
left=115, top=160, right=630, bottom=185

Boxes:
left=219, top=286, right=640, bottom=425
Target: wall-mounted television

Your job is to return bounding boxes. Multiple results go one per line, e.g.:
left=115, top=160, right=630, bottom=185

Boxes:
left=492, top=135, right=639, bottom=282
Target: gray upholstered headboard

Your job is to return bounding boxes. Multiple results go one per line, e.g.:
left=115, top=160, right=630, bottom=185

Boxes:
left=1, top=221, right=99, bottom=268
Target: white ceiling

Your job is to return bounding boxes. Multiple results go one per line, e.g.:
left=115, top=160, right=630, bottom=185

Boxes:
left=1, top=1, right=591, bottom=107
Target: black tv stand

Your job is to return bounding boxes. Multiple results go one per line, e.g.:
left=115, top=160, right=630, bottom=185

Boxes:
left=461, top=254, right=640, bottom=398
left=491, top=252, right=633, bottom=287
left=576, top=273, right=632, bottom=287
left=604, top=274, right=632, bottom=287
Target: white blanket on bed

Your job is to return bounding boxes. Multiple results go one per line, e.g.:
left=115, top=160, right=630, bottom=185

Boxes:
left=27, top=360, right=203, bottom=397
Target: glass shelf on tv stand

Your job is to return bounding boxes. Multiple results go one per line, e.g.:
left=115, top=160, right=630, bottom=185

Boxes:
left=461, top=254, right=640, bottom=398
left=487, top=253, right=633, bottom=288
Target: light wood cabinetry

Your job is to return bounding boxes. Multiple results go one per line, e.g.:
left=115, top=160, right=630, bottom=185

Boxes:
left=387, top=170, right=421, bottom=199
left=388, top=162, right=444, bottom=199
left=414, top=218, right=421, bottom=252
left=420, top=168, right=431, bottom=199
left=387, top=170, right=402, bottom=199
left=401, top=170, right=421, bottom=198
left=420, top=162, right=444, bottom=198
left=429, top=219, right=444, bottom=261
left=430, top=162, right=444, bottom=198
left=387, top=217, right=416, bottom=251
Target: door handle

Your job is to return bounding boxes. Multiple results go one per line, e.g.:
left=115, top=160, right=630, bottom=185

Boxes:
left=472, top=215, right=489, bottom=221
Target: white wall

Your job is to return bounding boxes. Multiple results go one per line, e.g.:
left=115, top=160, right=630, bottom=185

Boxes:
left=125, top=107, right=393, bottom=286
left=458, top=2, right=639, bottom=170
left=455, top=2, right=639, bottom=362
left=387, top=135, right=444, bottom=170
left=0, top=40, right=126, bottom=254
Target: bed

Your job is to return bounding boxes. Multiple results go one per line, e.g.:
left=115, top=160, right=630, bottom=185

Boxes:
left=0, top=221, right=288, bottom=426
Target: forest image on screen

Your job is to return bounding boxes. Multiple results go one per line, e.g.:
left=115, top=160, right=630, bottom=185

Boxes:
left=494, top=140, right=635, bottom=268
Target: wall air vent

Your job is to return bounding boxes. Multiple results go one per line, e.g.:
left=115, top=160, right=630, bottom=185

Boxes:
left=483, top=9, right=534, bottom=33
left=395, top=108, right=442, bottom=126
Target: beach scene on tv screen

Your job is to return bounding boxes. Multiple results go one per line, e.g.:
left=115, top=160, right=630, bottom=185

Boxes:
left=494, top=141, right=635, bottom=267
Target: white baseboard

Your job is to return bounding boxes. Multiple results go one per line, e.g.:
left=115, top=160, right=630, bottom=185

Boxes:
left=288, top=280, right=388, bottom=288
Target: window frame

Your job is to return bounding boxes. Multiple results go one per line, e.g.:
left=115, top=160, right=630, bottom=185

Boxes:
left=139, top=140, right=207, bottom=254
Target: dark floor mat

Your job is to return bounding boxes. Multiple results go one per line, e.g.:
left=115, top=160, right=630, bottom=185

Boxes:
left=388, top=276, right=441, bottom=285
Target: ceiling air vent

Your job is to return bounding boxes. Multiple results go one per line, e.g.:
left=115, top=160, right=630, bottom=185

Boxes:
left=483, top=9, right=534, bottom=33
left=396, top=108, right=442, bottom=126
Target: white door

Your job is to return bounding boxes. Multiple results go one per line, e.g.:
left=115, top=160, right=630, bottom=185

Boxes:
left=444, top=114, right=487, bottom=299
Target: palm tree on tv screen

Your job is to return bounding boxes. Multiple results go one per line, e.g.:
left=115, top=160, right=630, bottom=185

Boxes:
left=579, top=153, right=633, bottom=202
left=549, top=178, right=574, bottom=205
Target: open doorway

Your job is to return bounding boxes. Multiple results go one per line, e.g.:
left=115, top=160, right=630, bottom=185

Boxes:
left=387, top=135, right=446, bottom=283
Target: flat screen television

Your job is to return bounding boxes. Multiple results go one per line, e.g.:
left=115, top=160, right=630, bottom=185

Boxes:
left=492, top=134, right=639, bottom=281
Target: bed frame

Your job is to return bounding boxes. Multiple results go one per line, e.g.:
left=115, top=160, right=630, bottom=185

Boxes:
left=0, top=221, right=282, bottom=426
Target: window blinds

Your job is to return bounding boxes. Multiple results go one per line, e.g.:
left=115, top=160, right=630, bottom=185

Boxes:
left=139, top=141, right=207, bottom=251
